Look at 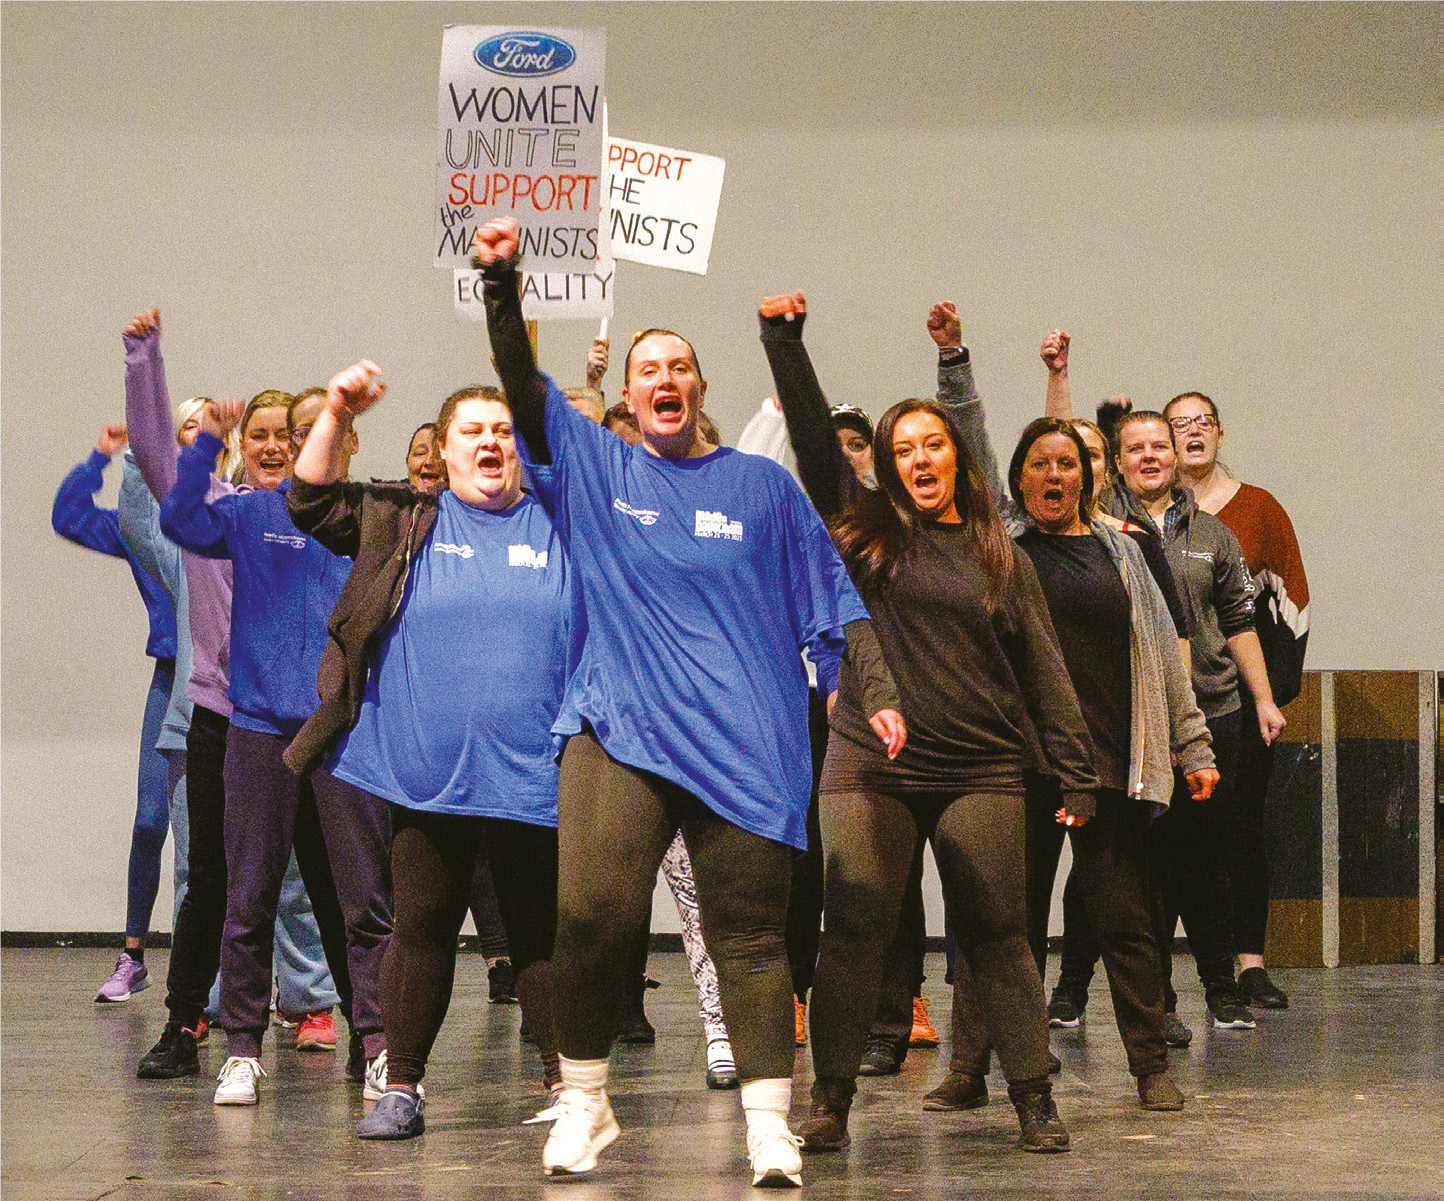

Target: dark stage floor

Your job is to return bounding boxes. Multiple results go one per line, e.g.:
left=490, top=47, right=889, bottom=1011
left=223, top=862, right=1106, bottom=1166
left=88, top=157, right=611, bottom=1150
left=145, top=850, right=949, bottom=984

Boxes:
left=2, top=949, right=1439, bottom=1200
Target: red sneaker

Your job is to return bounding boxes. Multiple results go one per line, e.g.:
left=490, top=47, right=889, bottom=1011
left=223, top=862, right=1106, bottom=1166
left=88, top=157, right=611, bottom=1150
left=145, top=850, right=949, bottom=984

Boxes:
left=295, top=1011, right=337, bottom=1052
left=194, top=1016, right=210, bottom=1045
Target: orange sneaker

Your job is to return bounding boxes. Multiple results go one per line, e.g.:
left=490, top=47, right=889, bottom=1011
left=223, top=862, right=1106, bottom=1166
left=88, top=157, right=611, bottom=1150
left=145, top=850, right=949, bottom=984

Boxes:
left=295, top=1010, right=337, bottom=1052
left=794, top=997, right=808, bottom=1047
left=909, top=996, right=939, bottom=1047
left=194, top=1016, right=210, bottom=1045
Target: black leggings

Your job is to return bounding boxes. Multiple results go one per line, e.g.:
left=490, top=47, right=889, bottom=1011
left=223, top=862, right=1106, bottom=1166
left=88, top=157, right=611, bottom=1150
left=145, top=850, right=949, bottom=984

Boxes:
left=552, top=730, right=794, bottom=1079
left=785, top=688, right=831, bottom=1002
left=1058, top=710, right=1241, bottom=1008
left=1229, top=695, right=1273, bottom=955
left=1012, top=782, right=1166, bottom=1076
left=811, top=781, right=1048, bottom=1085
left=382, top=805, right=558, bottom=1087
left=468, top=829, right=512, bottom=963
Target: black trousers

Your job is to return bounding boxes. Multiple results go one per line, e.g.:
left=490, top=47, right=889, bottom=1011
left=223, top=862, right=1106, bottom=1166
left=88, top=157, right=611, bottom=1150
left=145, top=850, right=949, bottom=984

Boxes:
left=552, top=730, right=795, bottom=1080
left=866, top=841, right=927, bottom=1058
left=163, top=705, right=253, bottom=1029
left=383, top=806, right=558, bottom=1087
left=1058, top=710, right=1241, bottom=1009
left=785, top=688, right=830, bottom=1002
left=810, top=781, right=1047, bottom=1086
left=1229, top=695, right=1274, bottom=955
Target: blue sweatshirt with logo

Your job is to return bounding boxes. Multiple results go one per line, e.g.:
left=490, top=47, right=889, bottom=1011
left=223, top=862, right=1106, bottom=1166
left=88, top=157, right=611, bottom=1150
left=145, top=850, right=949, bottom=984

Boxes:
left=160, top=432, right=351, bottom=737
left=52, top=449, right=177, bottom=661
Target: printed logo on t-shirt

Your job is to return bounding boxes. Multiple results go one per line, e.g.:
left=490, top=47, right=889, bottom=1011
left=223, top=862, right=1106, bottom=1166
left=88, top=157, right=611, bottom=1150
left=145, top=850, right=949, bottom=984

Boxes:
left=694, top=510, right=743, bottom=541
left=508, top=545, right=548, bottom=570
left=262, top=531, right=307, bottom=549
left=1181, top=550, right=1215, bottom=564
left=613, top=498, right=659, bottom=526
left=434, top=542, right=475, bottom=559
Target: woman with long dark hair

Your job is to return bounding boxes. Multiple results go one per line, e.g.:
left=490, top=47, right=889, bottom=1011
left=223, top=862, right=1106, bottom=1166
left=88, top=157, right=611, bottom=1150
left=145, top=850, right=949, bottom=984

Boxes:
left=933, top=417, right=1217, bottom=1113
left=759, top=293, right=1098, bottom=1155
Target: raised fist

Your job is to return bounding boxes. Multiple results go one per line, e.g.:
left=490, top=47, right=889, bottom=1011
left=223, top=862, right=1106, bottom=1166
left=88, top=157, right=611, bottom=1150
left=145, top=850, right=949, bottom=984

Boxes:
left=202, top=400, right=246, bottom=441
left=1040, top=330, right=1070, bottom=374
left=326, top=361, right=387, bottom=420
left=470, top=218, right=520, bottom=269
left=759, top=292, right=806, bottom=321
left=927, top=303, right=962, bottom=349
left=586, top=338, right=609, bottom=388
left=124, top=309, right=160, bottom=340
left=97, top=424, right=129, bottom=455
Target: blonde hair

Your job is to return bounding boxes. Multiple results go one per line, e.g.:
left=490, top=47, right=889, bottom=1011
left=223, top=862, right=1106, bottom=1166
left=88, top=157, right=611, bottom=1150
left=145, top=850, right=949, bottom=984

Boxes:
left=175, top=396, right=243, bottom=481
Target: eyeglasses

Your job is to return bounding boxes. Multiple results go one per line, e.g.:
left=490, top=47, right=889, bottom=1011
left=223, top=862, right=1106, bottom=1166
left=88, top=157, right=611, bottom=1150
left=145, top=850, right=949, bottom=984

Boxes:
left=1168, top=413, right=1217, bottom=432
left=289, top=424, right=313, bottom=449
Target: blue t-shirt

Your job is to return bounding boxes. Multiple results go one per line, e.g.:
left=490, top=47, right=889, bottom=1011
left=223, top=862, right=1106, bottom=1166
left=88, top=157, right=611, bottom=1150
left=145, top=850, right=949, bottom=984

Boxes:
left=330, top=490, right=572, bottom=824
left=160, top=435, right=351, bottom=737
left=519, top=376, right=869, bottom=849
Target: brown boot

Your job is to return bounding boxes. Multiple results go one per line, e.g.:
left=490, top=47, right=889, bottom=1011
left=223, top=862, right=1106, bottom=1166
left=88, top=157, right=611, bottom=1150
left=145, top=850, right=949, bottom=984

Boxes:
left=798, top=1076, right=855, bottom=1152
left=1137, top=1072, right=1185, bottom=1111
left=922, top=1071, right=989, bottom=1112
left=1008, top=1077, right=1070, bottom=1153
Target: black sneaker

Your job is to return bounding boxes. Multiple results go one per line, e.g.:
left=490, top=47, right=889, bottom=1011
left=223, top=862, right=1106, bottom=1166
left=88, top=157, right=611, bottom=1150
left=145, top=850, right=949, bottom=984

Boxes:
left=1047, top=997, right=1084, bottom=1028
left=487, top=959, right=518, bottom=1004
left=615, top=1005, right=656, bottom=1045
left=922, top=1072, right=988, bottom=1112
left=1163, top=1011, right=1193, bottom=1048
left=1206, top=989, right=1257, bottom=1030
left=137, top=1020, right=200, bottom=1079
left=857, top=1035, right=903, bottom=1077
left=1237, top=967, right=1289, bottom=1010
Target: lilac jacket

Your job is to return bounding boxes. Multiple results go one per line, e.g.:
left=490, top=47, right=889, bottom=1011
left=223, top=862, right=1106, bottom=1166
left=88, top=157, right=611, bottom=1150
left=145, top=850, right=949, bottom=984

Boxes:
left=124, top=327, right=240, bottom=719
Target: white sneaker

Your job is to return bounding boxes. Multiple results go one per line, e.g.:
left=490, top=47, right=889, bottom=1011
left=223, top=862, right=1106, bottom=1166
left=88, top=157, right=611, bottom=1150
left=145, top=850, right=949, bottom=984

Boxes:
left=542, top=1087, right=620, bottom=1176
left=213, top=1056, right=265, bottom=1106
left=747, top=1115, right=803, bottom=1188
left=362, top=1051, right=425, bottom=1103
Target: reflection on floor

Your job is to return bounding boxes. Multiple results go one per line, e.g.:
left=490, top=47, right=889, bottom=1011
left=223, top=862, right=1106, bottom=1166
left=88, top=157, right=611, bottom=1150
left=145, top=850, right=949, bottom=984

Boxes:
left=2, top=949, right=1440, bottom=1200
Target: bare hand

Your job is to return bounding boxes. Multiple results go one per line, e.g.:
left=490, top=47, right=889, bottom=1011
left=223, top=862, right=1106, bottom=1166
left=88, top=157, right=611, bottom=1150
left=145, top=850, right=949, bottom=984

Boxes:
left=759, top=292, right=806, bottom=322
left=869, top=708, right=907, bottom=759
left=1098, top=395, right=1133, bottom=419
left=97, top=424, right=129, bottom=455
left=927, top=302, right=962, bottom=349
left=1040, top=329, right=1070, bottom=374
left=124, top=309, right=160, bottom=339
left=1186, top=768, right=1220, bottom=801
left=1255, top=702, right=1287, bottom=746
left=586, top=338, right=610, bottom=388
left=201, top=400, right=245, bottom=441
left=827, top=690, right=838, bottom=717
left=1054, top=807, right=1091, bottom=828
left=470, top=218, right=519, bottom=268
left=327, top=360, right=386, bottom=420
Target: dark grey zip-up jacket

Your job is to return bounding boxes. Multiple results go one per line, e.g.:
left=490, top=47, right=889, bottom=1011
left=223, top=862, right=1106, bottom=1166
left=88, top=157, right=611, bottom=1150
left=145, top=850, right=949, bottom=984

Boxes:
left=1104, top=482, right=1255, bottom=719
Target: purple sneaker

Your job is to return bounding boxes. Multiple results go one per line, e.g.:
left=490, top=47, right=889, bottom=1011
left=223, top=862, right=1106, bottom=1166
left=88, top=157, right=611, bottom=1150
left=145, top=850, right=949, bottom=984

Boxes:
left=95, top=952, right=149, bottom=1003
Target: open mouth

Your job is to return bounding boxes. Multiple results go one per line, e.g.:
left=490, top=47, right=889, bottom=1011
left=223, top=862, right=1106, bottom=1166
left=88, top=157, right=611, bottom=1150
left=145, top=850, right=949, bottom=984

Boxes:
left=1043, top=487, right=1064, bottom=504
left=912, top=472, right=938, bottom=492
left=653, top=396, right=683, bottom=419
left=1185, top=439, right=1205, bottom=454
left=477, top=449, right=503, bottom=475
left=257, top=456, right=286, bottom=473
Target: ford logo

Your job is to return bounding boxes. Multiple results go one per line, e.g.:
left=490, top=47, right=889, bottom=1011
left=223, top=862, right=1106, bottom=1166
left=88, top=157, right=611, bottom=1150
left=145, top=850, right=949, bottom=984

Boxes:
left=474, top=32, right=576, bottom=77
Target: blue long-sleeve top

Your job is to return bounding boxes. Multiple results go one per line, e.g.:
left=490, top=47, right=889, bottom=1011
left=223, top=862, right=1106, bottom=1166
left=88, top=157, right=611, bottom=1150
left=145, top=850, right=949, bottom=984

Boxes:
left=159, top=432, right=351, bottom=736
left=52, top=449, right=177, bottom=661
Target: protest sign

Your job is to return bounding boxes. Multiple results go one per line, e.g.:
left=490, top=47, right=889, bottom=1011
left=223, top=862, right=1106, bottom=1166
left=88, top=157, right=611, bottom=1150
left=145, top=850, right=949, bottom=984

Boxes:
left=607, top=137, right=725, bottom=274
left=454, top=266, right=615, bottom=322
left=436, top=26, right=606, bottom=272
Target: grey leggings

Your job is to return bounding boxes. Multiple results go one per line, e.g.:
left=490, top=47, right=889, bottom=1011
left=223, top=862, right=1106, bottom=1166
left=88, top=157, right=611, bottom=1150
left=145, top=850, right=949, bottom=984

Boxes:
left=552, top=730, right=794, bottom=1079
left=811, top=784, right=1049, bottom=1085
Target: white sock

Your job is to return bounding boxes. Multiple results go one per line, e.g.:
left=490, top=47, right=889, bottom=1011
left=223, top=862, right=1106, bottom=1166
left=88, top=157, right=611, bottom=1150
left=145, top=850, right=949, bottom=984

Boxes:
left=740, top=1076, right=792, bottom=1128
left=559, top=1055, right=609, bottom=1094
left=706, top=1038, right=735, bottom=1072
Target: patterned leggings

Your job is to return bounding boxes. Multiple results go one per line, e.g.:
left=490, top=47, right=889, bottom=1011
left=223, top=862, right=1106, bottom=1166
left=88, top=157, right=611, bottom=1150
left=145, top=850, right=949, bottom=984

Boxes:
left=662, top=831, right=729, bottom=1043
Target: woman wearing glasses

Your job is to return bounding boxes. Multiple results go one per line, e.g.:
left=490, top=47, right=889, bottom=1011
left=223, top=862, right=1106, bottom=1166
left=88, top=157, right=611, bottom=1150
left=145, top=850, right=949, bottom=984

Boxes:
left=1165, top=392, right=1308, bottom=1011
left=160, top=390, right=393, bottom=1110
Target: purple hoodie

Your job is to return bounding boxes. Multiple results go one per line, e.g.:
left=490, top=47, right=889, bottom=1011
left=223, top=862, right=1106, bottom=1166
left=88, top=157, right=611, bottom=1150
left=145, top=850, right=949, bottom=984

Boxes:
left=124, top=327, right=241, bottom=719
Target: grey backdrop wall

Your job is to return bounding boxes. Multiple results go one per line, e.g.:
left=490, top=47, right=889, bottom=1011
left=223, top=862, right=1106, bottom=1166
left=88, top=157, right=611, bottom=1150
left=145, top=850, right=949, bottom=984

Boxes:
left=3, top=3, right=1436, bottom=934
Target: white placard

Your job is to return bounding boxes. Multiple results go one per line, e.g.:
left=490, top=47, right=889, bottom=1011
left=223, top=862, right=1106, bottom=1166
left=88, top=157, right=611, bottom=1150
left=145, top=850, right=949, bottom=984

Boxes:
left=453, top=267, right=615, bottom=322
left=436, top=26, right=606, bottom=272
left=607, top=137, right=725, bottom=275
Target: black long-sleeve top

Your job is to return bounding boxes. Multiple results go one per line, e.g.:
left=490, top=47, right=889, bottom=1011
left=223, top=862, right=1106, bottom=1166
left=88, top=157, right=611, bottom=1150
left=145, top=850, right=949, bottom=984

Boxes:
left=761, top=313, right=1099, bottom=801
